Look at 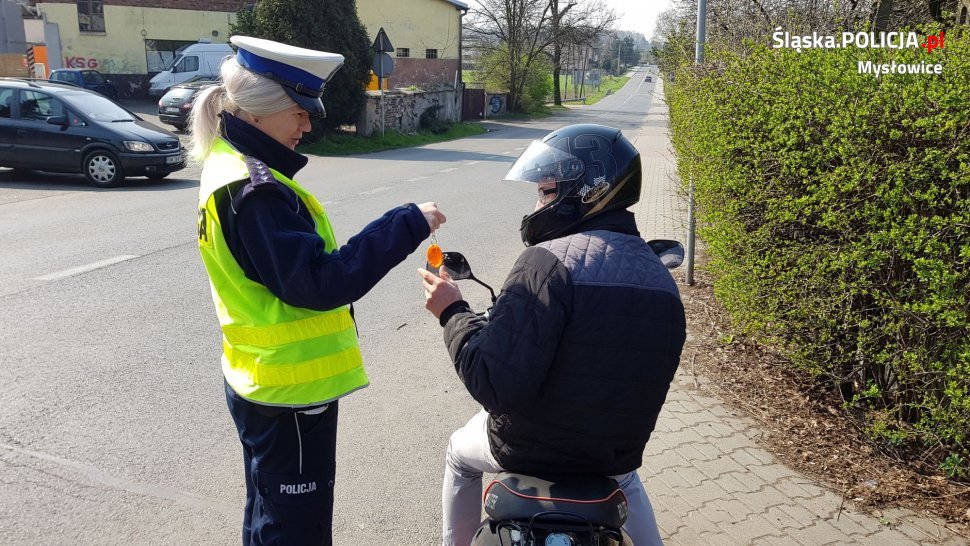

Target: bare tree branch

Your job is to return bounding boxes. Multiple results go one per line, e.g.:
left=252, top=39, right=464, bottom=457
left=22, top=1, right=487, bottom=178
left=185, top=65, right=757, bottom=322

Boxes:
left=469, top=0, right=617, bottom=110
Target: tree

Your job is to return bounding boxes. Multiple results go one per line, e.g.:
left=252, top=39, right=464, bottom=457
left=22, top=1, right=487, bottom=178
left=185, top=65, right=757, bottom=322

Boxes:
left=468, top=0, right=616, bottom=111
left=479, top=44, right=553, bottom=111
left=232, top=0, right=371, bottom=133
left=466, top=0, right=550, bottom=112
left=652, top=0, right=951, bottom=60
left=653, top=8, right=694, bottom=78
left=598, top=35, right=638, bottom=75
left=620, top=36, right=639, bottom=69
left=547, top=0, right=617, bottom=105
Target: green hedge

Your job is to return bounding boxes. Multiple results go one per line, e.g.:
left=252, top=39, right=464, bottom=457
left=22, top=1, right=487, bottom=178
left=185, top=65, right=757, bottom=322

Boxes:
left=667, top=28, right=969, bottom=477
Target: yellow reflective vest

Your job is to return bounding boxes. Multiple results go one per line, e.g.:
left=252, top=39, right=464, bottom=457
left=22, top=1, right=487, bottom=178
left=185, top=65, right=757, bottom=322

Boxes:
left=197, top=138, right=368, bottom=407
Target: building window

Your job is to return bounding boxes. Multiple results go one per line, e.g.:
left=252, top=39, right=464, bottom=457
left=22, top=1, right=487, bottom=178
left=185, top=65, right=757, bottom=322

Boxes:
left=425, top=49, right=438, bottom=59
left=396, top=48, right=410, bottom=58
left=77, top=0, right=105, bottom=33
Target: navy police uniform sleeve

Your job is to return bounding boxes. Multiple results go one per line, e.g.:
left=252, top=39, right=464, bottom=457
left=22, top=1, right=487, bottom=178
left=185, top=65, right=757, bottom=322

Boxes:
left=227, top=178, right=430, bottom=311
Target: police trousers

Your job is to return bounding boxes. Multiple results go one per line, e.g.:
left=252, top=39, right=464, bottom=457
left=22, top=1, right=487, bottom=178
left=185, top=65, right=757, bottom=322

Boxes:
left=225, top=381, right=339, bottom=546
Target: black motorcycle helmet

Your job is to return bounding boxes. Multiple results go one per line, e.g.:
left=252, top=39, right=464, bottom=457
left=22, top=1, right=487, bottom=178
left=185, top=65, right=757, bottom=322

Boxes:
left=505, top=124, right=642, bottom=246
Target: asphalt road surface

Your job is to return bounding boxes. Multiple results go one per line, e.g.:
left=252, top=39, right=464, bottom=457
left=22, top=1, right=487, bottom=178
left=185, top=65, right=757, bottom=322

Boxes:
left=0, top=67, right=660, bottom=544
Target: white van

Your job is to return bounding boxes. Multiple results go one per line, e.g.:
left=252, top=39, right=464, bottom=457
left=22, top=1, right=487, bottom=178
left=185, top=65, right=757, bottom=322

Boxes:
left=148, top=42, right=233, bottom=97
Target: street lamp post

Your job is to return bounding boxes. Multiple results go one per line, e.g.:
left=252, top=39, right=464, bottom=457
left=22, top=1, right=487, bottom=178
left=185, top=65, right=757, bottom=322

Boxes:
left=685, top=0, right=707, bottom=286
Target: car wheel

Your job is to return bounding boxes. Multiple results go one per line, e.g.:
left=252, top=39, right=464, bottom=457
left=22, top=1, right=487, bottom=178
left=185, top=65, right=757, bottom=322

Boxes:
left=172, top=123, right=186, bottom=131
left=83, top=150, right=125, bottom=188
left=147, top=172, right=169, bottom=180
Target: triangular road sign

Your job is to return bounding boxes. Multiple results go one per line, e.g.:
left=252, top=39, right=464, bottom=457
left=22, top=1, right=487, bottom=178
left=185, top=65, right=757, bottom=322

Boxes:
left=373, top=27, right=394, bottom=53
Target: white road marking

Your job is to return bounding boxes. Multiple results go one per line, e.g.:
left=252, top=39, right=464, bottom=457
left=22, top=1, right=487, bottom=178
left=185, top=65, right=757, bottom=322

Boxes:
left=323, top=200, right=339, bottom=205
left=439, top=168, right=458, bottom=173
left=405, top=176, right=428, bottom=182
left=360, top=186, right=390, bottom=195
left=465, top=161, right=481, bottom=165
left=0, top=442, right=235, bottom=515
left=35, top=255, right=139, bottom=281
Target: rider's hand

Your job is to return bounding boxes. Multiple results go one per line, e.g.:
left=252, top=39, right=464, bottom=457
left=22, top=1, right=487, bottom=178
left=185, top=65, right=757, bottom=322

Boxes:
left=418, top=267, right=462, bottom=318
left=417, top=202, right=446, bottom=233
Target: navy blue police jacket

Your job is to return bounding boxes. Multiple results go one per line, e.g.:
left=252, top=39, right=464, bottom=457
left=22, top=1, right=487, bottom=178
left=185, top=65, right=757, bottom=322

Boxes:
left=213, top=112, right=430, bottom=311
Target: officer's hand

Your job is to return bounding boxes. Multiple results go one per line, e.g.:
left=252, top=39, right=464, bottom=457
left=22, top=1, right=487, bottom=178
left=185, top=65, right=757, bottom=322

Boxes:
left=417, top=202, right=446, bottom=233
left=418, top=267, right=462, bottom=318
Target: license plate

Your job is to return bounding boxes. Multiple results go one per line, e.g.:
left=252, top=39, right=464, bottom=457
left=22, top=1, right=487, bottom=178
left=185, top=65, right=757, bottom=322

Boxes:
left=164, top=107, right=180, bottom=113
left=166, top=153, right=183, bottom=164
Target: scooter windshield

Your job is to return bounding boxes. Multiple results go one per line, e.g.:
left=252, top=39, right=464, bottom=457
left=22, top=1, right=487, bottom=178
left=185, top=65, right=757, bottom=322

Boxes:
left=503, top=140, right=585, bottom=185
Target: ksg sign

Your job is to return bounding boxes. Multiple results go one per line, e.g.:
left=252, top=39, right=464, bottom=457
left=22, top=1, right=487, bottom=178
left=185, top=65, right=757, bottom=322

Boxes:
left=64, top=57, right=100, bottom=69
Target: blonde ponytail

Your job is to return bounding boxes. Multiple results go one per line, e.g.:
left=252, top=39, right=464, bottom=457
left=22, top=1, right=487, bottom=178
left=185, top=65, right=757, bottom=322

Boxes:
left=187, top=85, right=226, bottom=161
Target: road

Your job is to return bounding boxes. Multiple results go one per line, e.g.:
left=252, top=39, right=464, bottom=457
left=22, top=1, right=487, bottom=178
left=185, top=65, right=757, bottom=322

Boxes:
left=0, top=68, right=659, bottom=544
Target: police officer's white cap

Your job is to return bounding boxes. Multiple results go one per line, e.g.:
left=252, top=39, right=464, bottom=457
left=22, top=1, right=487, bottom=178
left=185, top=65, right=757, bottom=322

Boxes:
left=230, top=35, right=345, bottom=116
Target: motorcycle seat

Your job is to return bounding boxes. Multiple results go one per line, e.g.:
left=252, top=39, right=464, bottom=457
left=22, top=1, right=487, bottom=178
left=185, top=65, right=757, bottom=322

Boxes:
left=482, top=472, right=628, bottom=529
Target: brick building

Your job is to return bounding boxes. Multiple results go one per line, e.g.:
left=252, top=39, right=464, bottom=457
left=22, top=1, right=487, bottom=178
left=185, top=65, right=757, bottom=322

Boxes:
left=21, top=0, right=466, bottom=98
left=357, top=0, right=467, bottom=90
left=26, top=0, right=240, bottom=96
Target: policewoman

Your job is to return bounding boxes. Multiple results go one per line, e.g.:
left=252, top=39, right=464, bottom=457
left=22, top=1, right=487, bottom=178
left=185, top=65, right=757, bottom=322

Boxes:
left=190, top=36, right=446, bottom=544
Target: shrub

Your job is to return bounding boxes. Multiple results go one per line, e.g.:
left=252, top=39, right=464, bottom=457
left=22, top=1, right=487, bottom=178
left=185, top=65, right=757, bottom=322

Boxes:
left=667, top=27, right=970, bottom=475
left=419, top=104, right=449, bottom=134
left=521, top=56, right=553, bottom=112
left=478, top=46, right=552, bottom=113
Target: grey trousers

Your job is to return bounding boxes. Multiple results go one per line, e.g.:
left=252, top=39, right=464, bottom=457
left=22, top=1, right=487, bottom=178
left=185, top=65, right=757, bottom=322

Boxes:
left=441, top=409, right=664, bottom=546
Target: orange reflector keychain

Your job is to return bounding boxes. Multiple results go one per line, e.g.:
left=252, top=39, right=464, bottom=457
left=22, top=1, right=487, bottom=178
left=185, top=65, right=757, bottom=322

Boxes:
left=427, top=233, right=443, bottom=269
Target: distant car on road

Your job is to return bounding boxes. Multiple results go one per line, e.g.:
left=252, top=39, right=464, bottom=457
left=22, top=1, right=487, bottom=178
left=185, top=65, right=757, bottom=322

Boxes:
left=644, top=75, right=653, bottom=82
left=49, top=69, right=119, bottom=100
left=157, top=77, right=219, bottom=130
left=0, top=78, right=186, bottom=187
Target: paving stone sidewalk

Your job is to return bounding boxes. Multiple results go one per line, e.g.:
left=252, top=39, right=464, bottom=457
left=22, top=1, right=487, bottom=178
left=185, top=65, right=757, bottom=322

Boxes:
left=628, top=80, right=966, bottom=546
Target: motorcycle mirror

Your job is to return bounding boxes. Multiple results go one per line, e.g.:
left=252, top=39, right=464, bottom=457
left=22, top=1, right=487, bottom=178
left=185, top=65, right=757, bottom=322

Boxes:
left=437, top=251, right=498, bottom=305
left=440, top=251, right=473, bottom=280
left=647, top=239, right=685, bottom=270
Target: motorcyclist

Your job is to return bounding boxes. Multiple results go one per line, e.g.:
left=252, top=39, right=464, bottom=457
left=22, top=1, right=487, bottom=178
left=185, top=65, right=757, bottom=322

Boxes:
left=418, top=124, right=687, bottom=546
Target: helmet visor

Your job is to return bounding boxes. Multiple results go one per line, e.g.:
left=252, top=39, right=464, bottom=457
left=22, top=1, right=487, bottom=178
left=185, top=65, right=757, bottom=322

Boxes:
left=503, top=140, right=585, bottom=185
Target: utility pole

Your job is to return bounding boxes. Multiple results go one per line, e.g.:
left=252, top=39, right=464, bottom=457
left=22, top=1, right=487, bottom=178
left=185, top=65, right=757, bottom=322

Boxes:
left=686, top=0, right=707, bottom=285
left=616, top=38, right=621, bottom=75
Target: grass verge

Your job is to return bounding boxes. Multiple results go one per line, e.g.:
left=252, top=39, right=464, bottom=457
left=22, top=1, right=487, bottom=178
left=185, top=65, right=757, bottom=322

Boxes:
left=299, top=123, right=487, bottom=156
left=499, top=104, right=570, bottom=120
left=582, top=76, right=631, bottom=105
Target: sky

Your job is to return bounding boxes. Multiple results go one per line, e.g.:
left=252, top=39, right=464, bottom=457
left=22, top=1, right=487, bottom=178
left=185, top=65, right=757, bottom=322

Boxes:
left=464, top=0, right=676, bottom=41
left=607, top=0, right=674, bottom=39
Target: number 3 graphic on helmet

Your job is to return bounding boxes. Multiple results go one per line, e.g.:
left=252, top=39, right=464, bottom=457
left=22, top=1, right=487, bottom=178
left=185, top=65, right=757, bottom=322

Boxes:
left=573, top=134, right=617, bottom=181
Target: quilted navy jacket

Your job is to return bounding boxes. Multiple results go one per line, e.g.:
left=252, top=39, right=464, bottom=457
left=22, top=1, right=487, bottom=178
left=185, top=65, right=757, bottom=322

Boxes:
left=440, top=210, right=686, bottom=476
